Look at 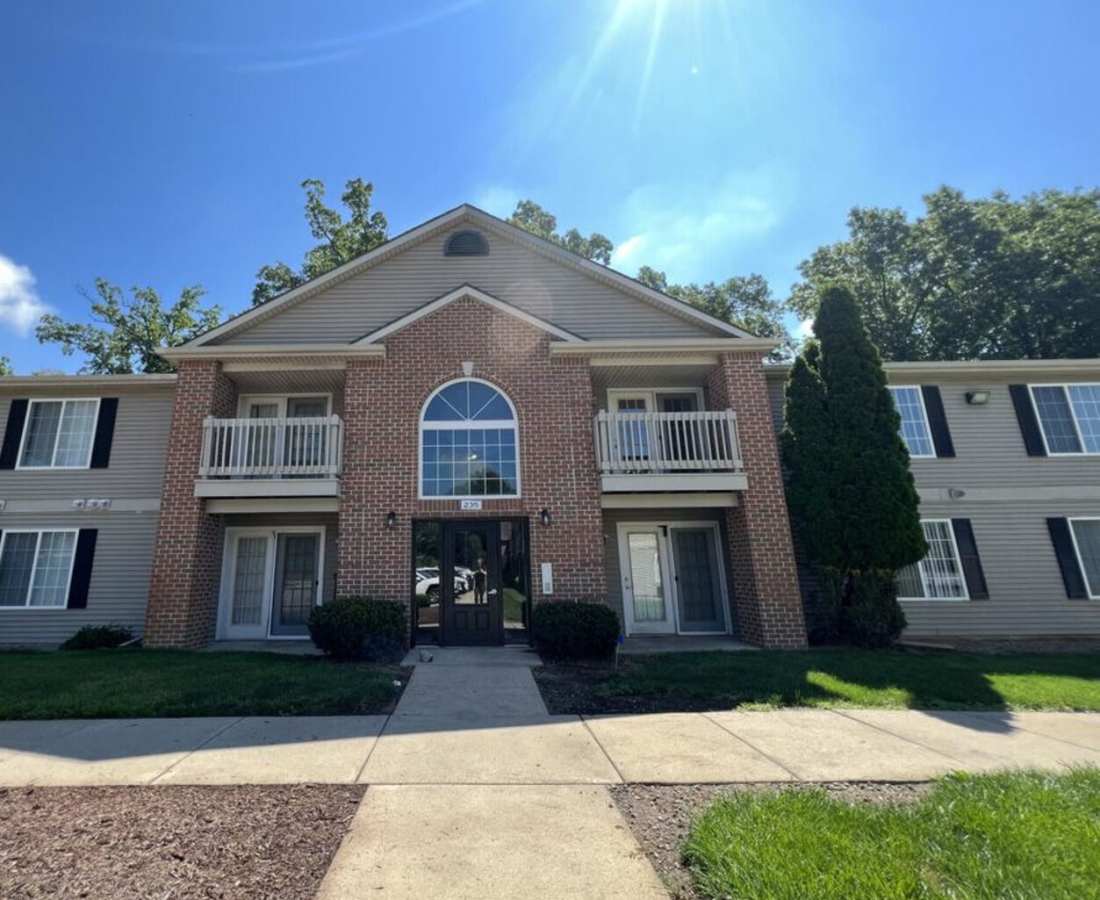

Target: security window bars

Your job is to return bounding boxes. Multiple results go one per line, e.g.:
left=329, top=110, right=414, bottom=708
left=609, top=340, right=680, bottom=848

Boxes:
left=897, top=520, right=969, bottom=601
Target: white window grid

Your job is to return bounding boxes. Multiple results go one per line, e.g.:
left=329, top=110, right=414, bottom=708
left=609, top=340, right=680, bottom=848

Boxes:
left=1068, top=517, right=1100, bottom=600
left=1029, top=383, right=1100, bottom=456
left=16, top=398, right=101, bottom=470
left=0, top=529, right=78, bottom=609
left=897, top=519, right=969, bottom=601
left=889, top=386, right=936, bottom=458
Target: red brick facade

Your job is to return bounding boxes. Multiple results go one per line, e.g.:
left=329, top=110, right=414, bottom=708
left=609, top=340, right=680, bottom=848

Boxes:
left=337, top=296, right=606, bottom=605
left=707, top=353, right=808, bottom=648
left=144, top=360, right=236, bottom=647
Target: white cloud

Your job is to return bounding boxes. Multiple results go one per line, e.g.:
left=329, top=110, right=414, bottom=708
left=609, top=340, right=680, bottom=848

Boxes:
left=0, top=254, right=49, bottom=335
left=609, top=167, right=793, bottom=282
left=473, top=185, right=521, bottom=218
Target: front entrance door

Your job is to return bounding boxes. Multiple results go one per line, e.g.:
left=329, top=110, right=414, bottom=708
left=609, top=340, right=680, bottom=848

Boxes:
left=271, top=532, right=321, bottom=636
left=442, top=522, right=502, bottom=645
left=619, top=526, right=676, bottom=634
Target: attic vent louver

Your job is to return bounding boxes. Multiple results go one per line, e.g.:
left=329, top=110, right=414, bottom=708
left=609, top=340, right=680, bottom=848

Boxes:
left=444, top=229, right=489, bottom=256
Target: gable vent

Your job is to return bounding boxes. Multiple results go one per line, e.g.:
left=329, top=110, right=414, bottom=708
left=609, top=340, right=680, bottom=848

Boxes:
left=444, top=229, right=490, bottom=256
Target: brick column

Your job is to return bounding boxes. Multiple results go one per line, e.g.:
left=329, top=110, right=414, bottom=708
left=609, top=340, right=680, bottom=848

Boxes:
left=144, top=360, right=237, bottom=647
left=707, top=352, right=807, bottom=648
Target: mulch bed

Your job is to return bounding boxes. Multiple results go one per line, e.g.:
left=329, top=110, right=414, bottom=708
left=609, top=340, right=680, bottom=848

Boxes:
left=0, top=784, right=366, bottom=899
left=611, top=782, right=931, bottom=899
left=533, top=663, right=682, bottom=715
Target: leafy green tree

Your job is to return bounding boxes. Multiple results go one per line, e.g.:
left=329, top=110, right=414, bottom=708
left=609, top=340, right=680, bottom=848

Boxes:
left=252, top=178, right=389, bottom=305
left=790, top=187, right=1100, bottom=360
left=35, top=279, right=220, bottom=374
left=507, top=200, right=613, bottom=264
left=782, top=284, right=925, bottom=647
left=638, top=266, right=792, bottom=353
left=0, top=356, right=11, bottom=376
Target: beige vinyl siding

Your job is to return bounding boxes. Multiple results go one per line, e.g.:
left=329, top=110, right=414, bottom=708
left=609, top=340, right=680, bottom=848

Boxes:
left=0, top=510, right=159, bottom=646
left=213, top=227, right=722, bottom=344
left=601, top=508, right=732, bottom=632
left=764, top=367, right=1100, bottom=637
left=902, top=500, right=1100, bottom=637
left=0, top=385, right=175, bottom=500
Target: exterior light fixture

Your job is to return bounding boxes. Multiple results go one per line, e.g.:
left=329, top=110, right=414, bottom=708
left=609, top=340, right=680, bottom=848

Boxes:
left=539, top=508, right=552, bottom=527
left=385, top=511, right=397, bottom=529
left=965, top=390, right=990, bottom=405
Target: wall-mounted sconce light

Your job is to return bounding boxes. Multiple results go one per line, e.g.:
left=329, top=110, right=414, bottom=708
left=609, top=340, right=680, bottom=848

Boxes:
left=385, top=511, right=397, bottom=529
left=965, top=390, right=990, bottom=406
left=948, top=488, right=967, bottom=500
left=539, top=508, right=552, bottom=527
left=462, top=360, right=474, bottom=377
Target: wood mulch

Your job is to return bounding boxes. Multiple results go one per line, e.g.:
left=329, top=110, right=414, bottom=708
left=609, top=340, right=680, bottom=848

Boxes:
left=0, top=784, right=365, bottom=899
left=611, top=782, right=931, bottom=899
left=533, top=663, right=677, bottom=715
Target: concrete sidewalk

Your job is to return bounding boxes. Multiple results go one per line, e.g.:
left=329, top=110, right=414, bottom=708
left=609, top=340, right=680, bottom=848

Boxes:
left=2, top=650, right=1098, bottom=899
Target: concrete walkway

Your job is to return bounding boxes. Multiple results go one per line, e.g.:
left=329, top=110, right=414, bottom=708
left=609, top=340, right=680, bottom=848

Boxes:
left=1, top=648, right=1098, bottom=898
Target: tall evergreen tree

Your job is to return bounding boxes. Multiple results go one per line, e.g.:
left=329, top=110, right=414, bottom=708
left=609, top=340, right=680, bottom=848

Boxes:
left=782, top=284, right=926, bottom=646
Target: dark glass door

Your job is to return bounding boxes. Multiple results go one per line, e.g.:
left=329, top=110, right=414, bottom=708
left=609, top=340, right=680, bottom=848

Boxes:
left=442, top=522, right=502, bottom=645
left=270, top=532, right=320, bottom=636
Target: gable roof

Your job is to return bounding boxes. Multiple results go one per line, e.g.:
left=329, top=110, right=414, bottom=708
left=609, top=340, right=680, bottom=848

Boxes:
left=185, top=204, right=755, bottom=347
left=354, top=284, right=584, bottom=344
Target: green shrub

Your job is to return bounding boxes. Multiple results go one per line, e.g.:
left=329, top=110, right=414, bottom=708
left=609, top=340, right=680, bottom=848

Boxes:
left=839, top=572, right=907, bottom=649
left=60, top=625, right=134, bottom=651
left=532, top=601, right=620, bottom=660
left=308, top=596, right=407, bottom=661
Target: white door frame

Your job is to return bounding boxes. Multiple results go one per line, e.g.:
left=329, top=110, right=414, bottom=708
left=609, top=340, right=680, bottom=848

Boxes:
left=616, top=520, right=731, bottom=636
left=237, top=393, right=332, bottom=418
left=217, top=525, right=326, bottom=641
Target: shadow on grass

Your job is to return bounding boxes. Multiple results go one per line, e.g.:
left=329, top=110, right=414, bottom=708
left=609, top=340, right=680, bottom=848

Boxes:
left=533, top=648, right=1100, bottom=728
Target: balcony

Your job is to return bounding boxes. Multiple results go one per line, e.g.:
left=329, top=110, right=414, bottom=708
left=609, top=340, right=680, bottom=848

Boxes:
left=195, top=415, right=344, bottom=498
left=594, top=409, right=747, bottom=493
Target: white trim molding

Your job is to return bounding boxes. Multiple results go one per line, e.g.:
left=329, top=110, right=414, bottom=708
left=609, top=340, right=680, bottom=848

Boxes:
left=356, top=284, right=584, bottom=344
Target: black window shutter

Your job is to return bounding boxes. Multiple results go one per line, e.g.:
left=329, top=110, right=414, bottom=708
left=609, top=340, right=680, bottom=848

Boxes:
left=1009, top=385, right=1046, bottom=457
left=90, top=398, right=118, bottom=469
left=1047, top=518, right=1087, bottom=599
left=67, top=529, right=98, bottom=609
left=921, top=386, right=955, bottom=458
left=950, top=519, right=988, bottom=599
left=0, top=399, right=29, bottom=469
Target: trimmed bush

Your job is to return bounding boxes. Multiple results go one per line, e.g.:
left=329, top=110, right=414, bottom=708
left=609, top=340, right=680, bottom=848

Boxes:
left=532, top=601, right=619, bottom=661
left=839, top=572, right=907, bottom=649
left=60, top=625, right=134, bottom=651
left=308, top=596, right=407, bottom=662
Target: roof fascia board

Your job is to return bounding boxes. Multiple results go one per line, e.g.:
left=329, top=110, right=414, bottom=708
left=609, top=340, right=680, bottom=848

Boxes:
left=550, top=337, right=778, bottom=357
left=0, top=374, right=178, bottom=389
left=160, top=343, right=386, bottom=362
left=762, top=358, right=1100, bottom=379
left=353, top=284, right=583, bottom=345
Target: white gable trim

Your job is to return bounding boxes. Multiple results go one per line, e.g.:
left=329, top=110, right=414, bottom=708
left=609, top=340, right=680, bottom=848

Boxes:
left=355, top=285, right=584, bottom=344
left=186, top=202, right=755, bottom=348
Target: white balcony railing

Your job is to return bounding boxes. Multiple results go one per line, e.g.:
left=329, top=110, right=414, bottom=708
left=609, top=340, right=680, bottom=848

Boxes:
left=594, top=409, right=743, bottom=475
left=198, top=415, right=344, bottom=479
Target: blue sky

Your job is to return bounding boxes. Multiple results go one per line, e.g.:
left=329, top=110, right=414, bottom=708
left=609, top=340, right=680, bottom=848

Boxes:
left=2, top=0, right=1098, bottom=372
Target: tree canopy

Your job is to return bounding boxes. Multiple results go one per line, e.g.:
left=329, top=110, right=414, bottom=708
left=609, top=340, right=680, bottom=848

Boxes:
left=35, top=279, right=221, bottom=374
left=0, top=356, right=11, bottom=376
left=789, top=187, right=1100, bottom=361
left=252, top=178, right=389, bottom=306
left=506, top=200, right=613, bottom=264
left=507, top=200, right=791, bottom=348
left=782, top=284, right=925, bottom=646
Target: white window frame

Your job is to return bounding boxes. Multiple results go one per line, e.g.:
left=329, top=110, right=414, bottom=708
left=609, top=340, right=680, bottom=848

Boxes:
left=16, top=398, right=102, bottom=470
left=0, top=528, right=79, bottom=610
left=897, top=518, right=970, bottom=602
left=616, top=520, right=731, bottom=636
left=1028, top=383, right=1100, bottom=456
left=605, top=387, right=706, bottom=413
left=1067, top=517, right=1100, bottom=600
left=888, top=385, right=936, bottom=459
left=236, top=393, right=332, bottom=418
left=216, top=525, right=327, bottom=640
left=418, top=378, right=521, bottom=501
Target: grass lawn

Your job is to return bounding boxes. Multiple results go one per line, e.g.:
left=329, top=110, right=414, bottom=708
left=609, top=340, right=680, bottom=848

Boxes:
left=534, top=648, right=1100, bottom=713
left=684, top=769, right=1100, bottom=900
left=0, top=649, right=407, bottom=719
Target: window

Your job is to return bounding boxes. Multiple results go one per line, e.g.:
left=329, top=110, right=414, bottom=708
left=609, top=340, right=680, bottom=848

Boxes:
left=897, top=520, right=969, bottom=600
left=443, top=229, right=490, bottom=256
left=1031, top=384, right=1100, bottom=454
left=889, top=387, right=935, bottom=457
left=18, top=399, right=100, bottom=469
left=420, top=379, right=518, bottom=498
left=0, top=530, right=77, bottom=608
left=1069, top=519, right=1100, bottom=599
